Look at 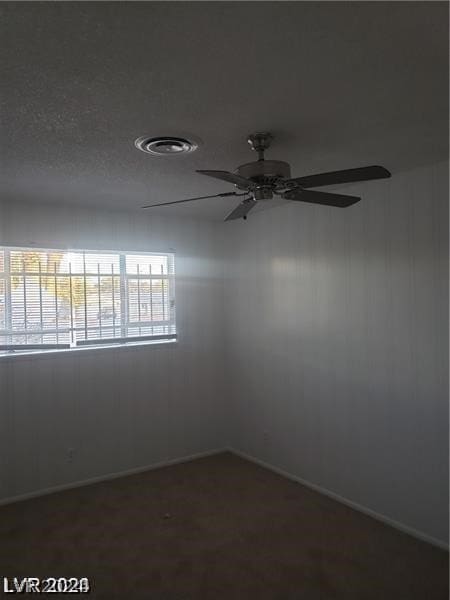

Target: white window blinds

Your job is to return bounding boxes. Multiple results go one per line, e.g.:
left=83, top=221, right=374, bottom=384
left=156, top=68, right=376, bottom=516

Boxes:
left=0, top=247, right=176, bottom=354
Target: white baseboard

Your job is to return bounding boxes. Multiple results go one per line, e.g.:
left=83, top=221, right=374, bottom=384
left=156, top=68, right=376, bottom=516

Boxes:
left=0, top=448, right=228, bottom=507
left=228, top=447, right=449, bottom=552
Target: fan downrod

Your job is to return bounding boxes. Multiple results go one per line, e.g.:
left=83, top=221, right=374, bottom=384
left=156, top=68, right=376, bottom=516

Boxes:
left=247, top=132, right=273, bottom=161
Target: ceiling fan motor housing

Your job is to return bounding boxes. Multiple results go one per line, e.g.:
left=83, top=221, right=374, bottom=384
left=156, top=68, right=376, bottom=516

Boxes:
left=236, top=160, right=291, bottom=193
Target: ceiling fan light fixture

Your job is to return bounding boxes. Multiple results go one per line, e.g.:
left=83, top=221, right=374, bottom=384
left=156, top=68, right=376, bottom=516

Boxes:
left=135, top=135, right=199, bottom=156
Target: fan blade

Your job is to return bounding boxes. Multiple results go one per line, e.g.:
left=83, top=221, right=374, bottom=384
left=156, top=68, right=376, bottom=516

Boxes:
left=224, top=198, right=257, bottom=221
left=142, top=191, right=243, bottom=209
left=283, top=188, right=360, bottom=207
left=196, top=170, right=254, bottom=189
left=287, top=165, right=391, bottom=189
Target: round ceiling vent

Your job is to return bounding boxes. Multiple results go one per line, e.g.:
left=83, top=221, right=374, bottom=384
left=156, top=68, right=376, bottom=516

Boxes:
left=135, top=135, right=199, bottom=156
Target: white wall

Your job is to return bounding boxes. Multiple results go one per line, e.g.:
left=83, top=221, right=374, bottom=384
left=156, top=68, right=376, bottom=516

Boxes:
left=223, top=161, right=449, bottom=546
left=0, top=201, right=227, bottom=501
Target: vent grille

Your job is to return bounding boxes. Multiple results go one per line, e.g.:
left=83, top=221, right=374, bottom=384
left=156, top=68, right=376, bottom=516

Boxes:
left=135, top=136, right=199, bottom=155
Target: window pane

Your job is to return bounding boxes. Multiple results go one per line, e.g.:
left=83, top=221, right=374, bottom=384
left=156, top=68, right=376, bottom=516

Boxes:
left=80, top=253, right=120, bottom=275
left=126, top=254, right=168, bottom=275
left=127, top=278, right=170, bottom=322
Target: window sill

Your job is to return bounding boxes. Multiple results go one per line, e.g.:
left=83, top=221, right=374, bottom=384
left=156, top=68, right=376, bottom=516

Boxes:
left=0, top=337, right=178, bottom=362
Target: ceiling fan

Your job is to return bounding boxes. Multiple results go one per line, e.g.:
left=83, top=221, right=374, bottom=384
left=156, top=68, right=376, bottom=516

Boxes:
left=142, top=133, right=391, bottom=221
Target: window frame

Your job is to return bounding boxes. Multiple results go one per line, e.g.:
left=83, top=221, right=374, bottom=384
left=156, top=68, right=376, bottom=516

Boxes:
left=0, top=245, right=177, bottom=357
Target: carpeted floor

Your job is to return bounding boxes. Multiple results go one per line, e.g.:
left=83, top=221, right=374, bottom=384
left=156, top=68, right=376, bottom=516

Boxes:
left=0, top=452, right=448, bottom=599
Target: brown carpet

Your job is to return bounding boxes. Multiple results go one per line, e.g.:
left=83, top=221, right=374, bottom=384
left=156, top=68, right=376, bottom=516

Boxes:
left=0, top=452, right=447, bottom=599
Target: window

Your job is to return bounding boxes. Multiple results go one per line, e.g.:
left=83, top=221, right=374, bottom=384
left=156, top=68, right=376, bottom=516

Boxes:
left=0, top=247, right=176, bottom=355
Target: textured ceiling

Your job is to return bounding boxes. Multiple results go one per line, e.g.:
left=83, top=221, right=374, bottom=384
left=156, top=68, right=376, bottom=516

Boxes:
left=1, top=2, right=448, bottom=220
